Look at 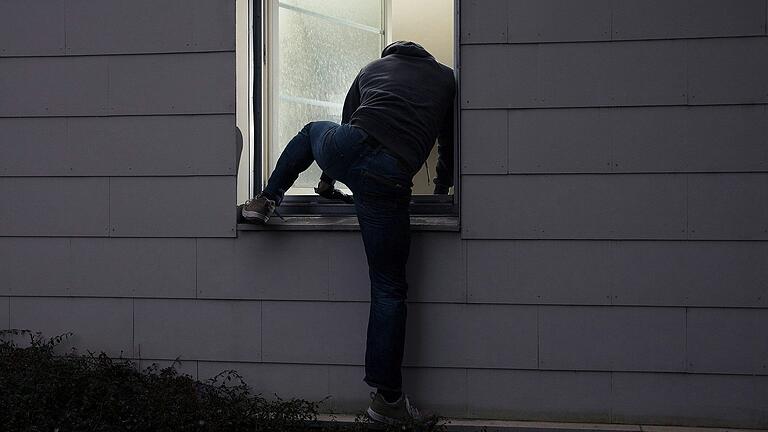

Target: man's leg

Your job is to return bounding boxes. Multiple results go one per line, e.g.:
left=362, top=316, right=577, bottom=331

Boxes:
left=355, top=186, right=412, bottom=394
left=260, top=122, right=317, bottom=205
left=261, top=121, right=345, bottom=205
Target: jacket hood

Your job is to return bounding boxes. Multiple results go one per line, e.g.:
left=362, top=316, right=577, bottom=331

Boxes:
left=381, top=41, right=433, bottom=59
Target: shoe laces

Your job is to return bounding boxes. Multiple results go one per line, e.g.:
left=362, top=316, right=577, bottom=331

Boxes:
left=247, top=193, right=286, bottom=222
left=403, top=394, right=420, bottom=419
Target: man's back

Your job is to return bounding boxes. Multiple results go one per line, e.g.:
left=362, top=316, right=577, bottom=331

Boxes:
left=342, top=41, right=456, bottom=188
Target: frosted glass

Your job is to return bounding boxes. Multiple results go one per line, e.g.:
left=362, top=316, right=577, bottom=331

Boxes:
left=271, top=1, right=383, bottom=193
left=280, top=0, right=382, bottom=29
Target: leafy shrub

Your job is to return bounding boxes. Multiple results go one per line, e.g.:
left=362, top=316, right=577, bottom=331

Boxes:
left=0, top=329, right=445, bottom=432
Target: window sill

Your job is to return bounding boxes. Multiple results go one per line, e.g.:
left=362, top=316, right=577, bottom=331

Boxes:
left=237, top=215, right=459, bottom=232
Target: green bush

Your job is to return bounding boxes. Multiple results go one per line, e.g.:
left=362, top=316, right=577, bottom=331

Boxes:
left=0, top=329, right=446, bottom=432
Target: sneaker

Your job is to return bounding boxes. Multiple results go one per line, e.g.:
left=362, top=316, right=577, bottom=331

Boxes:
left=366, top=391, right=421, bottom=425
left=241, top=193, right=276, bottom=223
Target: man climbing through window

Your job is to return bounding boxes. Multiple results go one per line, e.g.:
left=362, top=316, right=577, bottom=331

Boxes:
left=241, top=40, right=455, bottom=425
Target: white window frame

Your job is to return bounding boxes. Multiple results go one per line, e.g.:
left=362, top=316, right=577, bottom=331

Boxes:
left=243, top=0, right=459, bottom=216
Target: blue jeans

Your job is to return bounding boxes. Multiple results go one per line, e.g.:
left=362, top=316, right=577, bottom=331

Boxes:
left=263, top=121, right=413, bottom=392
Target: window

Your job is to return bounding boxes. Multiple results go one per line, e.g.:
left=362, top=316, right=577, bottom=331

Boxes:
left=237, top=0, right=457, bottom=216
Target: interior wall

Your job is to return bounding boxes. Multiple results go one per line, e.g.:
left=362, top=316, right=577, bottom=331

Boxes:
left=389, top=0, right=454, bottom=195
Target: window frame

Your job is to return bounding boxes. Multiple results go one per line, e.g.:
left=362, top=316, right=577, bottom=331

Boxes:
left=250, top=0, right=460, bottom=217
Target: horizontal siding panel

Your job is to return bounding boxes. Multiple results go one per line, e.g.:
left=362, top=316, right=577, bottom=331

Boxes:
left=0, top=297, right=7, bottom=330
left=503, top=105, right=768, bottom=174
left=109, top=176, right=236, bottom=237
left=0, top=56, right=109, bottom=117
left=0, top=238, right=198, bottom=298
left=538, top=306, right=686, bottom=371
left=467, top=240, right=612, bottom=305
left=468, top=369, right=611, bottom=422
left=462, top=40, right=686, bottom=108
left=688, top=37, right=768, bottom=105
left=461, top=174, right=686, bottom=239
left=459, top=0, right=507, bottom=44
left=507, top=0, right=611, bottom=43
left=0, top=238, right=70, bottom=296
left=197, top=233, right=330, bottom=301
left=405, top=304, right=538, bottom=369
left=610, top=241, right=768, bottom=307
left=0, top=115, right=236, bottom=176
left=612, top=0, right=767, bottom=41
left=611, top=372, right=768, bottom=428
left=461, top=44, right=540, bottom=108
left=687, top=173, right=768, bottom=240
left=329, top=365, right=468, bottom=417
left=108, top=52, right=234, bottom=115
left=133, top=298, right=261, bottom=361
left=0, top=0, right=233, bottom=57
left=65, top=0, right=234, bottom=55
left=67, top=115, right=235, bottom=176
left=508, top=108, right=611, bottom=173
left=463, top=38, right=767, bottom=108
left=0, top=0, right=65, bottom=56
left=460, top=0, right=766, bottom=44
left=261, top=301, right=368, bottom=364
left=609, top=105, right=768, bottom=173
left=9, top=296, right=133, bottom=357
left=198, top=231, right=465, bottom=302
left=70, top=238, right=196, bottom=298
left=261, top=302, right=538, bottom=369
left=468, top=240, right=768, bottom=307
left=0, top=118, right=68, bottom=175
left=461, top=110, right=507, bottom=174
left=0, top=53, right=234, bottom=117
left=0, top=177, right=109, bottom=236
left=686, top=308, right=768, bottom=374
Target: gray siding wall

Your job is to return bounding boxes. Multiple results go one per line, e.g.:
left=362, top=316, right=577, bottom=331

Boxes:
left=458, top=0, right=768, bottom=427
left=1, top=0, right=767, bottom=429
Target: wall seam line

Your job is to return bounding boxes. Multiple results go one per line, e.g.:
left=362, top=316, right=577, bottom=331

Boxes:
left=62, top=0, right=68, bottom=54
left=107, top=177, right=111, bottom=236
left=536, top=305, right=540, bottom=368
left=68, top=237, right=74, bottom=296
left=684, top=307, right=689, bottom=372
left=609, top=370, right=614, bottom=422
left=463, top=239, right=468, bottom=303
left=464, top=367, right=469, bottom=418
left=609, top=0, right=614, bottom=41
left=685, top=174, right=690, bottom=240
left=195, top=238, right=199, bottom=299
left=132, top=297, right=136, bottom=360
left=505, top=109, right=510, bottom=174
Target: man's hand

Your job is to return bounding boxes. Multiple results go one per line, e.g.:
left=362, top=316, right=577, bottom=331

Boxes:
left=315, top=178, right=354, bottom=203
left=433, top=184, right=450, bottom=195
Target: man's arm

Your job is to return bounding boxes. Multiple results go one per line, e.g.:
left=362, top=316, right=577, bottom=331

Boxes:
left=433, top=98, right=455, bottom=194
left=341, top=72, right=362, bottom=125
left=318, top=72, right=362, bottom=195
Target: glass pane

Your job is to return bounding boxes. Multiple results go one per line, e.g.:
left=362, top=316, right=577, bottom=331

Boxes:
left=280, top=0, right=382, bottom=29
left=270, top=1, right=382, bottom=194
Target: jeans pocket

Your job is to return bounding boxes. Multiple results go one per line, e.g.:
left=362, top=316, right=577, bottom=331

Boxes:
left=360, top=170, right=413, bottom=208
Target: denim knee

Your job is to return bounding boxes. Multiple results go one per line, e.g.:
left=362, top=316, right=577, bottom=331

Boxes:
left=370, top=278, right=408, bottom=302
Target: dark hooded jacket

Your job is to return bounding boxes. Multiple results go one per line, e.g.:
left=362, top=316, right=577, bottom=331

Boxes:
left=341, top=41, right=456, bottom=188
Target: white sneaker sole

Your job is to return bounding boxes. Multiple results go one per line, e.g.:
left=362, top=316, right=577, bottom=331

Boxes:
left=241, top=209, right=269, bottom=223
left=366, top=407, right=400, bottom=425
